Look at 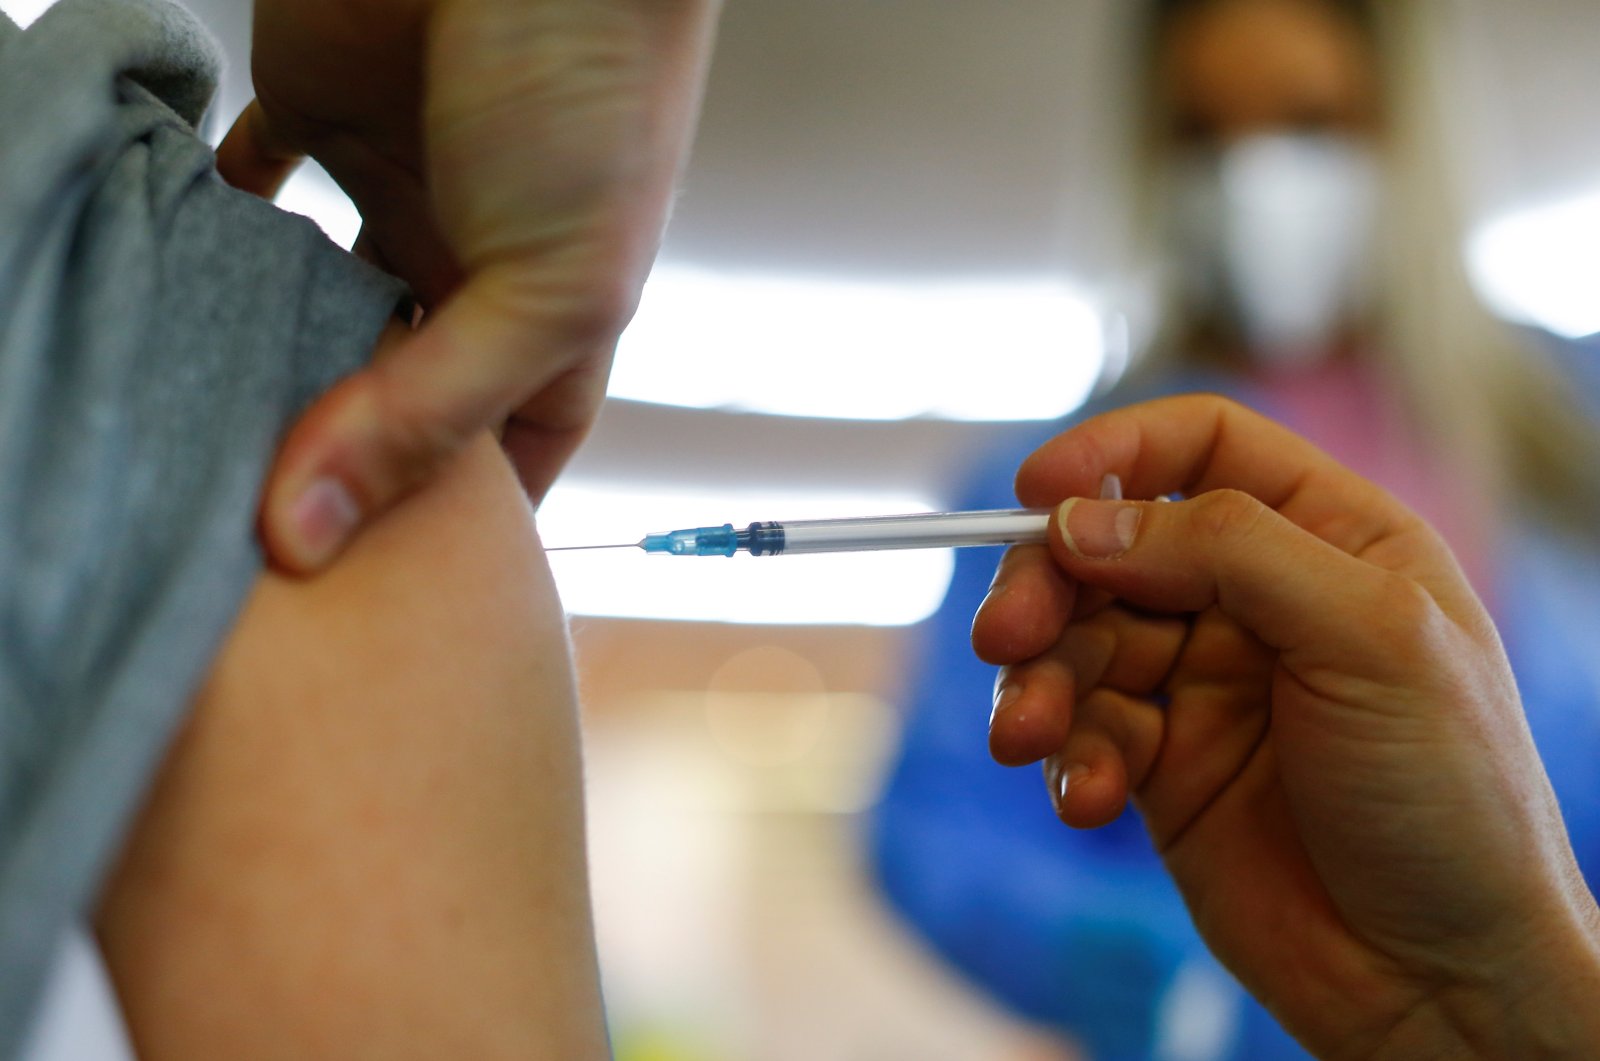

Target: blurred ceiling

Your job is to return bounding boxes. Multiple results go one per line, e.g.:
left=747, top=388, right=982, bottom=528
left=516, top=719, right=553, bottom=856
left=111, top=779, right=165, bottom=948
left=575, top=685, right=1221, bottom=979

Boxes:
left=31, top=0, right=1600, bottom=274
left=164, top=0, right=1600, bottom=313
left=660, top=0, right=1126, bottom=279
left=1452, top=0, right=1600, bottom=212
left=11, top=0, right=1600, bottom=583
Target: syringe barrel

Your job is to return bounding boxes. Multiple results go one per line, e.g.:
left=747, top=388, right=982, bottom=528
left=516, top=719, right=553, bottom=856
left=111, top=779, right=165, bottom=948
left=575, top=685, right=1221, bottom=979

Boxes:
left=768, top=509, right=1051, bottom=554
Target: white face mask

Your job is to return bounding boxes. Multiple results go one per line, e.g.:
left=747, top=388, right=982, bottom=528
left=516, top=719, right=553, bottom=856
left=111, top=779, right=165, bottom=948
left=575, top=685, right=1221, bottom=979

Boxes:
left=1171, top=133, right=1380, bottom=365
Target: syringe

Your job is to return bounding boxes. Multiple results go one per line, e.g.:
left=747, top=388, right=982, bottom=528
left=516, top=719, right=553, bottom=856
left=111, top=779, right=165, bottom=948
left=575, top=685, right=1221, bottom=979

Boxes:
left=549, top=476, right=1125, bottom=558
left=547, top=508, right=1054, bottom=557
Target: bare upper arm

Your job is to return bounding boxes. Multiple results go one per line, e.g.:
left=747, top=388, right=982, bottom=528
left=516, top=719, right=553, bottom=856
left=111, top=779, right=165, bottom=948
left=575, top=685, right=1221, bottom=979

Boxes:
left=93, top=432, right=605, bottom=1058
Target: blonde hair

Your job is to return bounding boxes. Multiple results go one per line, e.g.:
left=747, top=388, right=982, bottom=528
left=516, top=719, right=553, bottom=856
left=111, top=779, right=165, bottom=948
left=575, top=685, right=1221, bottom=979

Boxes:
left=1370, top=0, right=1600, bottom=530
left=1116, top=0, right=1600, bottom=531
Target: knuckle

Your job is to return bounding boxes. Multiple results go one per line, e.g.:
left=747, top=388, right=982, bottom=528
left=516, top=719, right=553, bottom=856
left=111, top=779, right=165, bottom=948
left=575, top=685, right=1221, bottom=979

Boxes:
left=494, top=257, right=641, bottom=353
left=1170, top=391, right=1250, bottom=421
left=1190, top=488, right=1270, bottom=543
left=1189, top=391, right=1242, bottom=412
left=1362, top=571, right=1450, bottom=652
left=552, top=267, right=640, bottom=348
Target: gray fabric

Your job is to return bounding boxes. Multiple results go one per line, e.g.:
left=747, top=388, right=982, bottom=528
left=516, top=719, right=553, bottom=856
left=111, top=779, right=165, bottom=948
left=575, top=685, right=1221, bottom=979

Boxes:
left=0, top=1, right=406, bottom=1051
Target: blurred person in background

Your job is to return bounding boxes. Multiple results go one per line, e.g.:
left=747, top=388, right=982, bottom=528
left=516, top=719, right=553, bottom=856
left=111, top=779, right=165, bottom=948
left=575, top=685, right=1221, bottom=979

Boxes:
left=868, top=0, right=1600, bottom=1057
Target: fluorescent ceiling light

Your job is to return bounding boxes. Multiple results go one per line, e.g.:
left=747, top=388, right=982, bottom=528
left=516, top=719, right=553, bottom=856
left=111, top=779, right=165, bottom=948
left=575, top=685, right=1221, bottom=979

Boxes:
left=539, top=481, right=958, bottom=626
left=1468, top=189, right=1600, bottom=339
left=610, top=265, right=1105, bottom=421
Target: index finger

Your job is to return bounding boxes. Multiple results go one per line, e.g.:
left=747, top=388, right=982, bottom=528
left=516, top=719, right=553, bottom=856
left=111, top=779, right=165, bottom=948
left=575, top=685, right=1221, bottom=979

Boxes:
left=1016, top=394, right=1416, bottom=557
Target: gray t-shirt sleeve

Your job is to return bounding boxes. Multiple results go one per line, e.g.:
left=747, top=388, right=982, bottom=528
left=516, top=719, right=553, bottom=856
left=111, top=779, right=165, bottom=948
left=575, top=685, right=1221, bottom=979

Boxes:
left=0, top=1, right=408, bottom=1049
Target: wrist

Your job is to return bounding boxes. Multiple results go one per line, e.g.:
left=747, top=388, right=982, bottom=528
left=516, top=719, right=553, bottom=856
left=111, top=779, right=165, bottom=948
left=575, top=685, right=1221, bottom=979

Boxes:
left=1372, top=893, right=1600, bottom=1060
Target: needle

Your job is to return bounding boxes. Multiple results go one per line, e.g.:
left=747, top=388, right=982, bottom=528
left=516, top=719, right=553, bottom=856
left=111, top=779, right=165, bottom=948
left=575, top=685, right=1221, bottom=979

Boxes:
left=545, top=542, right=640, bottom=551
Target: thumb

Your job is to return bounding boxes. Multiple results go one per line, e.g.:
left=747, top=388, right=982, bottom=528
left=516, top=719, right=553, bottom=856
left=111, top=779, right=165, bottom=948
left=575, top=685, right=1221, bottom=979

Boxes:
left=1049, top=490, right=1447, bottom=671
left=260, top=266, right=620, bottom=572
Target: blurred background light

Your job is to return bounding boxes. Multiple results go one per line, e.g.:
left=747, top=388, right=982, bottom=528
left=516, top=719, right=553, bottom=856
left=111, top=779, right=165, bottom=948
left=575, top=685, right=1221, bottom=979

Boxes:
left=703, top=646, right=832, bottom=768
left=274, top=162, right=362, bottom=251
left=540, top=481, right=955, bottom=625
left=1468, top=188, right=1600, bottom=339
left=2, top=0, right=51, bottom=27
left=609, top=266, right=1106, bottom=421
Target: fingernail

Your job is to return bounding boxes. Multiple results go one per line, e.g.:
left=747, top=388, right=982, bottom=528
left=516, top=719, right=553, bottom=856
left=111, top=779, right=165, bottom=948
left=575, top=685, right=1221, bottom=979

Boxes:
left=287, top=476, right=360, bottom=567
left=1064, top=762, right=1089, bottom=792
left=1056, top=758, right=1094, bottom=809
left=990, top=681, right=1021, bottom=726
left=1098, top=473, right=1123, bottom=501
left=1057, top=499, right=1140, bottom=559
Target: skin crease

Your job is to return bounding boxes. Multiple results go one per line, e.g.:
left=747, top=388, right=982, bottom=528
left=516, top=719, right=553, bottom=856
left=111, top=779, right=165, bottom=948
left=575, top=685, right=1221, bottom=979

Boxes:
left=976, top=394, right=1600, bottom=1058
left=94, top=324, right=608, bottom=1058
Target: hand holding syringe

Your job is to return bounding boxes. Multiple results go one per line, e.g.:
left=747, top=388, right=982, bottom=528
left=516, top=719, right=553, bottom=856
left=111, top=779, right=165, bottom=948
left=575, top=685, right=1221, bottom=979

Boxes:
left=547, top=476, right=1123, bottom=557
